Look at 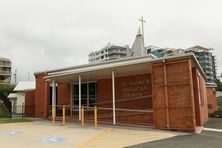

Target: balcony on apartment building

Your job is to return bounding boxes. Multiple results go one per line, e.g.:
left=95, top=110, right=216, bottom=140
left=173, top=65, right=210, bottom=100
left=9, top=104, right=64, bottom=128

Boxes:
left=205, top=70, right=214, bottom=75
left=0, top=70, right=11, bottom=76
left=0, top=79, right=10, bottom=83
left=204, top=65, right=211, bottom=69
left=107, top=54, right=127, bottom=59
left=0, top=61, right=12, bottom=68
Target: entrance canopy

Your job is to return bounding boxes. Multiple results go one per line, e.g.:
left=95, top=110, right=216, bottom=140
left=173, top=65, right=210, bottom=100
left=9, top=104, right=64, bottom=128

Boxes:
left=46, top=63, right=151, bottom=83
left=43, top=55, right=154, bottom=83
left=40, top=53, right=204, bottom=83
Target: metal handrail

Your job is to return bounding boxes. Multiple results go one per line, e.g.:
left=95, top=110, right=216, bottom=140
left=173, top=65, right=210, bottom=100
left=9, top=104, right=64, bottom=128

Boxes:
left=115, top=108, right=153, bottom=113
left=48, top=95, right=153, bottom=111
left=93, top=95, right=152, bottom=106
left=96, top=107, right=153, bottom=113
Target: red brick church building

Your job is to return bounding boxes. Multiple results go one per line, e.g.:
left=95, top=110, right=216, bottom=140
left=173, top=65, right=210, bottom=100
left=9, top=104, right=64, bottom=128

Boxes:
left=34, top=53, right=209, bottom=133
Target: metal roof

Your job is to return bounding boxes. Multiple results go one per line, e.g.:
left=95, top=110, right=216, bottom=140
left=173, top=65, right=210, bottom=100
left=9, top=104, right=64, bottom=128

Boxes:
left=39, top=53, right=206, bottom=81
left=8, top=93, right=17, bottom=98
left=35, top=54, right=156, bottom=76
left=13, top=81, right=36, bottom=92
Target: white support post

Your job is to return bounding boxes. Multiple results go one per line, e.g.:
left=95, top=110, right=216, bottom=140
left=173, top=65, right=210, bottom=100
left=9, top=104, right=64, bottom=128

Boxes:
left=52, top=80, right=56, bottom=116
left=79, top=75, right=81, bottom=120
left=70, top=82, right=73, bottom=116
left=112, top=71, right=116, bottom=125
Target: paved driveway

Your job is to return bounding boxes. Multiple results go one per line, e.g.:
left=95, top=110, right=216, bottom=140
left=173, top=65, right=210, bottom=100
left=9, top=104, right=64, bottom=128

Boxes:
left=204, top=118, right=222, bottom=129
left=0, top=120, right=185, bottom=148
left=128, top=118, right=222, bottom=148
left=127, top=131, right=222, bottom=148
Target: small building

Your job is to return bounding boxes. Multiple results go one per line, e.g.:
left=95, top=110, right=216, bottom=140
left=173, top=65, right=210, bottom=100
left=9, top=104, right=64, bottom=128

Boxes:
left=34, top=53, right=209, bottom=133
left=206, top=85, right=218, bottom=114
left=9, top=81, right=36, bottom=117
left=8, top=93, right=17, bottom=113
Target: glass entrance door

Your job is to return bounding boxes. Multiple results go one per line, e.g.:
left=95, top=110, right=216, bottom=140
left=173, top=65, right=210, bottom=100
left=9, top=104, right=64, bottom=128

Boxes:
left=73, top=82, right=97, bottom=108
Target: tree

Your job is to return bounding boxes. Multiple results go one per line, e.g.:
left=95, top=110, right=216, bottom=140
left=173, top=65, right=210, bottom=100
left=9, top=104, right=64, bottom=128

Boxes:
left=216, top=79, right=222, bottom=91
left=0, top=84, right=16, bottom=113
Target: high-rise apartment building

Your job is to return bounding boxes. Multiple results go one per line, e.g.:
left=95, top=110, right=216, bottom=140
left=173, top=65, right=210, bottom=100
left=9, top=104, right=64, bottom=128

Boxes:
left=185, top=45, right=216, bottom=85
left=147, top=45, right=216, bottom=85
left=0, top=56, right=12, bottom=83
left=146, top=46, right=185, bottom=58
left=88, top=43, right=130, bottom=63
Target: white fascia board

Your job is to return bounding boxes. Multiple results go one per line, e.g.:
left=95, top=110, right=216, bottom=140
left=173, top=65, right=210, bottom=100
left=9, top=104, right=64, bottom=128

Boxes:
left=45, top=57, right=152, bottom=79
left=44, top=53, right=196, bottom=80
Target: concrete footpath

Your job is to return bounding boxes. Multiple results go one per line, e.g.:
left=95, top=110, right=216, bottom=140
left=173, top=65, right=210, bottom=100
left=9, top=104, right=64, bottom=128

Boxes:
left=0, top=120, right=186, bottom=148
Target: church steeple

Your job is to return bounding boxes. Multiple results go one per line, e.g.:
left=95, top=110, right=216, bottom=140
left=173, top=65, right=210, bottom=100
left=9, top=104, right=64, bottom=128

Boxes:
left=136, top=27, right=143, bottom=37
left=131, top=27, right=145, bottom=56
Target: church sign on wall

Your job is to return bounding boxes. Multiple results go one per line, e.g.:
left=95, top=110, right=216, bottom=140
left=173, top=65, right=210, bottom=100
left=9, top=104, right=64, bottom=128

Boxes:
left=121, top=79, right=150, bottom=99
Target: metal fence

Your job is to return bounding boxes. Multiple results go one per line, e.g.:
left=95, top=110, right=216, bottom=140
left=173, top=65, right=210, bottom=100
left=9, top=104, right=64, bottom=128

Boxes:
left=49, top=96, right=154, bottom=127
left=11, top=105, right=35, bottom=118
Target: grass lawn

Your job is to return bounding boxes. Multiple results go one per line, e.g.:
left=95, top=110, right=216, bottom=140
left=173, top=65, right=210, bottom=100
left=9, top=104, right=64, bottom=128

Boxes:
left=0, top=118, right=32, bottom=124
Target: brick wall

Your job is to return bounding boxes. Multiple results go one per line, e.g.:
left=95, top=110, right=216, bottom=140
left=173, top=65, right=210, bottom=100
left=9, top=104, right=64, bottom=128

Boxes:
left=35, top=74, right=51, bottom=118
left=97, top=73, right=153, bottom=125
left=35, top=74, right=71, bottom=118
left=192, top=68, right=208, bottom=126
left=152, top=59, right=197, bottom=132
left=199, top=73, right=208, bottom=125
left=207, top=87, right=218, bottom=114
left=24, top=91, right=35, bottom=117
left=57, top=83, right=70, bottom=106
left=35, top=58, right=208, bottom=132
left=55, top=83, right=71, bottom=116
left=35, top=74, right=48, bottom=118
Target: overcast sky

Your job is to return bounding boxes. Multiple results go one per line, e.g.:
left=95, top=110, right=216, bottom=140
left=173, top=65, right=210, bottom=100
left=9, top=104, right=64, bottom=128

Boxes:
left=0, top=0, right=222, bottom=82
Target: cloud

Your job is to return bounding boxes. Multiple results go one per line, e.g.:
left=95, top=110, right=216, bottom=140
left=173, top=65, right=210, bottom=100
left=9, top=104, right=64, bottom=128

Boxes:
left=0, top=0, right=222, bottom=82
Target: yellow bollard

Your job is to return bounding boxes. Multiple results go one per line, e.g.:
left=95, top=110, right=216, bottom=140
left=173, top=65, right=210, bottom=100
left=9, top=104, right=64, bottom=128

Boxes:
left=94, top=106, right=97, bottom=128
left=62, top=105, right=65, bottom=126
left=52, top=105, right=55, bottom=125
left=81, top=106, right=84, bottom=128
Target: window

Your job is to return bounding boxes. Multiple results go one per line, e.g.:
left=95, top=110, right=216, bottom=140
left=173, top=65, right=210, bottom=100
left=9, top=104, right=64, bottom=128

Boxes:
left=89, top=83, right=97, bottom=106
left=208, top=104, right=212, bottom=109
